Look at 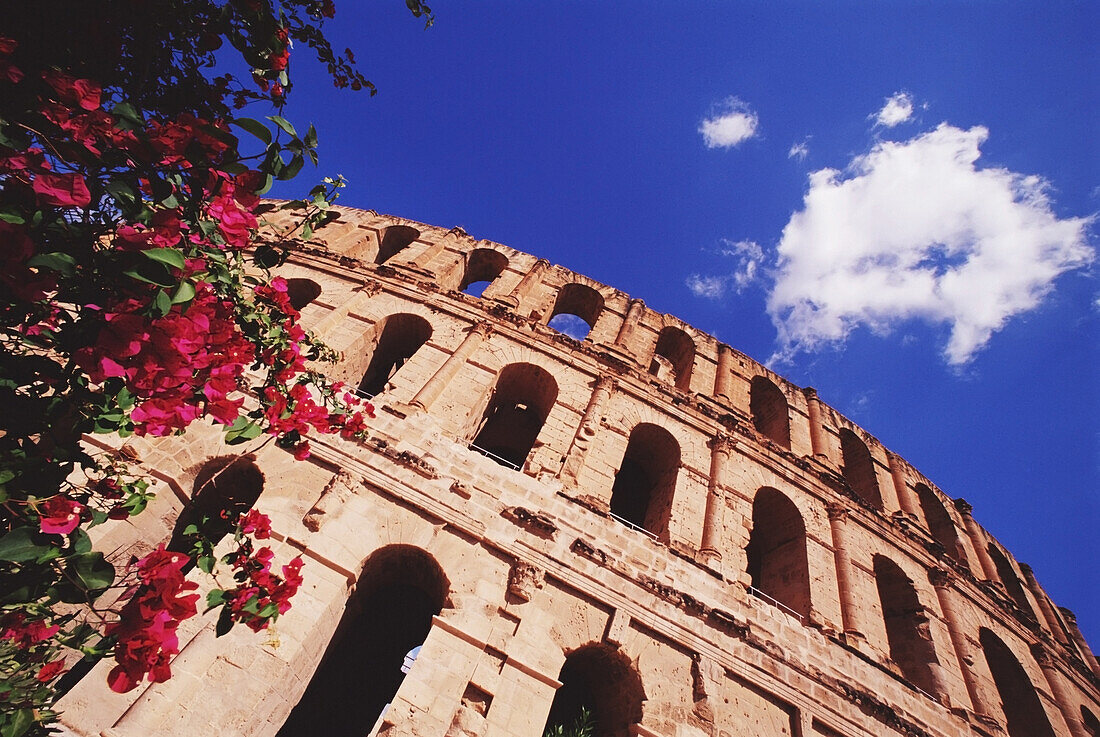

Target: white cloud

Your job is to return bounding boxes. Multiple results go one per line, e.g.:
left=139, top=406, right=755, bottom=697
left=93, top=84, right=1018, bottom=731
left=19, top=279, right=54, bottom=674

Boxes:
left=686, top=239, right=764, bottom=299
left=873, top=91, right=915, bottom=128
left=788, top=138, right=810, bottom=161
left=767, top=123, right=1094, bottom=365
left=700, top=97, right=759, bottom=149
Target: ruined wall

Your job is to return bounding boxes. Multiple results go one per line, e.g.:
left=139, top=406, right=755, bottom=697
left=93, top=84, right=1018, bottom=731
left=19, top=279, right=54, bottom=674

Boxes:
left=57, top=204, right=1100, bottom=737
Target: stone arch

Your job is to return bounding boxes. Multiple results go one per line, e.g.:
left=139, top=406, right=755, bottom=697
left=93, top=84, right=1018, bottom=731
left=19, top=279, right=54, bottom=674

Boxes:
left=1082, top=705, right=1100, bottom=736
left=278, top=545, right=450, bottom=737
left=547, top=282, right=604, bottom=340
left=978, top=628, right=1056, bottom=737
left=168, top=456, right=263, bottom=553
left=460, top=247, right=509, bottom=296
left=987, top=544, right=1035, bottom=619
left=750, top=375, right=791, bottom=450
left=357, top=313, right=433, bottom=397
left=746, top=487, right=810, bottom=620
left=284, top=277, right=321, bottom=311
left=543, top=642, right=645, bottom=737
left=376, top=224, right=420, bottom=265
left=648, top=325, right=695, bottom=391
left=872, top=555, right=939, bottom=694
left=470, top=362, right=558, bottom=468
left=839, top=428, right=883, bottom=510
left=608, top=423, right=680, bottom=541
left=915, top=483, right=964, bottom=562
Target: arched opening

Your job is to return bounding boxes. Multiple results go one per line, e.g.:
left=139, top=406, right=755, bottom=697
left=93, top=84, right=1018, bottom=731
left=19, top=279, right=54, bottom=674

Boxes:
left=285, top=278, right=321, bottom=311
left=978, top=628, right=1056, bottom=737
left=547, top=283, right=604, bottom=341
left=460, top=248, right=508, bottom=297
left=376, top=225, right=420, bottom=265
left=168, top=457, right=263, bottom=554
left=608, top=424, right=680, bottom=541
left=873, top=556, right=939, bottom=694
left=987, top=544, right=1035, bottom=619
left=746, top=487, right=810, bottom=619
left=470, top=363, right=558, bottom=469
left=278, top=545, right=449, bottom=737
left=648, top=326, right=695, bottom=391
left=1082, top=705, right=1100, bottom=736
left=357, top=313, right=432, bottom=397
left=543, top=643, right=645, bottom=737
left=750, top=376, right=791, bottom=450
left=840, top=429, right=883, bottom=510
left=915, top=483, right=964, bottom=562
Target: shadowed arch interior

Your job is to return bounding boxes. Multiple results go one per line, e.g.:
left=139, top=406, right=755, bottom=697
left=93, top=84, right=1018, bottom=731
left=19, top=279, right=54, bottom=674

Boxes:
left=168, top=456, right=263, bottom=554
left=357, top=313, right=432, bottom=397
left=649, top=326, right=695, bottom=391
left=978, top=628, right=1056, bottom=737
left=376, top=225, right=420, bottom=265
left=460, top=247, right=509, bottom=296
left=1082, top=705, right=1100, bottom=736
left=750, top=375, right=791, bottom=449
left=873, top=555, right=939, bottom=694
left=987, top=544, right=1035, bottom=619
left=547, top=283, right=604, bottom=340
left=608, top=423, right=680, bottom=541
left=284, top=278, right=321, bottom=311
left=840, top=429, right=883, bottom=510
left=543, top=643, right=645, bottom=737
left=746, top=487, right=810, bottom=619
left=470, top=362, right=558, bottom=468
left=278, top=545, right=449, bottom=737
left=915, top=483, right=964, bottom=563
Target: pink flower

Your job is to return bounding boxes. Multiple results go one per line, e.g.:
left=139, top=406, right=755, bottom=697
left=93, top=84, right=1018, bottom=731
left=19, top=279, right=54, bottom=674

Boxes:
left=238, top=510, right=272, bottom=539
left=39, top=496, right=83, bottom=535
left=33, top=171, right=91, bottom=207
left=36, top=659, right=67, bottom=682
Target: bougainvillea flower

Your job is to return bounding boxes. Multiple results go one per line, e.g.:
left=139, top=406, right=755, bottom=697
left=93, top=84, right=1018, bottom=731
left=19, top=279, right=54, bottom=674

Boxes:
left=32, top=171, right=91, bottom=207
left=39, top=496, right=83, bottom=535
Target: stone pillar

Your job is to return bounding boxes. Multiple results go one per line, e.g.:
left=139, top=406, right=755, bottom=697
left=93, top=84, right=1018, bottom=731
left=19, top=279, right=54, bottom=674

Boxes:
left=409, top=322, right=492, bottom=412
left=826, top=503, right=866, bottom=644
left=613, top=297, right=646, bottom=350
left=803, top=387, right=828, bottom=459
left=560, top=375, right=616, bottom=488
left=498, top=258, right=549, bottom=309
left=699, top=433, right=736, bottom=566
left=1031, top=644, right=1090, bottom=737
left=886, top=451, right=921, bottom=519
left=714, top=344, right=734, bottom=404
left=312, top=289, right=374, bottom=342
left=1019, top=563, right=1072, bottom=648
left=1059, top=607, right=1100, bottom=678
left=954, top=499, right=1000, bottom=583
left=929, top=567, right=986, bottom=715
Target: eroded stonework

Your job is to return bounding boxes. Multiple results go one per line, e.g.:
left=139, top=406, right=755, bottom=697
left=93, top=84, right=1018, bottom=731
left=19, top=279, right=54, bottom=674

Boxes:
left=55, top=204, right=1100, bottom=737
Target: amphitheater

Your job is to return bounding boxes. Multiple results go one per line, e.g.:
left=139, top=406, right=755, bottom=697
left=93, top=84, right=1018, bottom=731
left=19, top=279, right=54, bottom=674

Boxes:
left=57, top=204, right=1100, bottom=737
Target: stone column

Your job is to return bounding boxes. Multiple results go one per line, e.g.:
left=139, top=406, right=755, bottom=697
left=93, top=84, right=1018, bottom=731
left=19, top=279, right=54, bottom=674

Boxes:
left=1059, top=607, right=1100, bottom=678
left=929, top=568, right=986, bottom=715
left=714, top=344, right=734, bottom=404
left=409, top=322, right=492, bottom=412
left=560, top=375, right=616, bottom=488
left=803, top=387, right=828, bottom=460
left=498, top=258, right=549, bottom=308
left=1019, top=563, right=1072, bottom=648
left=699, top=433, right=736, bottom=566
left=613, top=297, right=646, bottom=350
left=826, top=503, right=866, bottom=644
left=1031, top=644, right=1090, bottom=737
left=954, top=499, right=1000, bottom=583
left=886, top=451, right=921, bottom=519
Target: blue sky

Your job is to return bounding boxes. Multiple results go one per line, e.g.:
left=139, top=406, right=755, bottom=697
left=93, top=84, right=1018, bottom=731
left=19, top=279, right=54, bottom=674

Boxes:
left=269, top=2, right=1098, bottom=643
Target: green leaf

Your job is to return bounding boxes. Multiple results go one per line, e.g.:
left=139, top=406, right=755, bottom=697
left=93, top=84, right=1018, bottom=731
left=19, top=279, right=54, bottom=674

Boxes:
left=142, top=247, right=186, bottom=269
left=111, top=101, right=144, bottom=127
left=66, top=552, right=116, bottom=593
left=105, top=179, right=137, bottom=207
left=123, top=261, right=176, bottom=288
left=225, top=416, right=262, bottom=444
left=153, top=289, right=172, bottom=316
left=3, top=707, right=35, bottom=737
left=0, top=210, right=26, bottom=224
left=266, top=115, right=297, bottom=138
left=276, top=154, right=304, bottom=181
left=70, top=528, right=92, bottom=555
left=197, top=554, right=215, bottom=574
left=304, top=124, right=318, bottom=149
left=171, top=280, right=196, bottom=305
left=27, top=252, right=77, bottom=276
left=0, top=470, right=15, bottom=485
left=206, top=589, right=229, bottom=609
left=232, top=117, right=272, bottom=145
left=0, top=527, right=53, bottom=563
left=257, top=173, right=273, bottom=196
left=215, top=606, right=235, bottom=637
